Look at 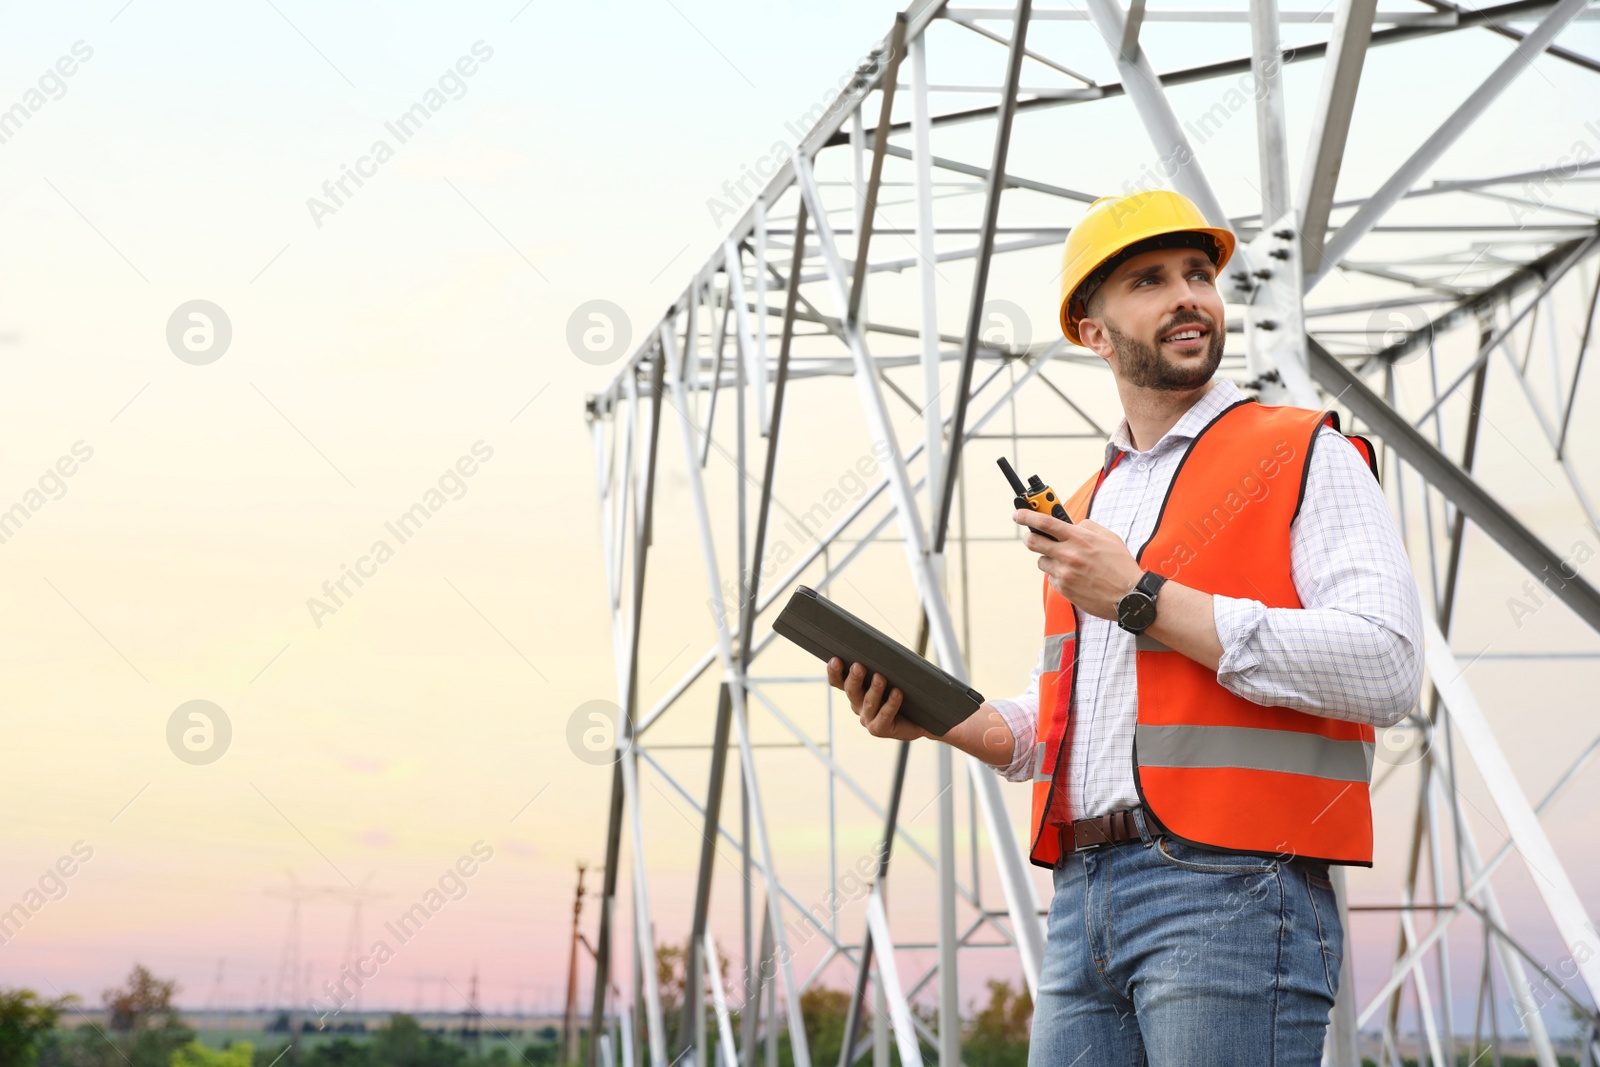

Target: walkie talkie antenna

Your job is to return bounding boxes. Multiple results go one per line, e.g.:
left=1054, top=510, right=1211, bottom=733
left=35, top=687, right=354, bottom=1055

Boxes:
left=997, top=457, right=1028, bottom=498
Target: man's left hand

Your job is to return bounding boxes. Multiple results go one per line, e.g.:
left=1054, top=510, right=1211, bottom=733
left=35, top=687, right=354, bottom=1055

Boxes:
left=1014, top=509, right=1143, bottom=620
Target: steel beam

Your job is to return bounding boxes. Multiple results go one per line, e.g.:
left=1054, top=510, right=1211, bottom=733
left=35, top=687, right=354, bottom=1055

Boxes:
left=837, top=742, right=911, bottom=1067
left=1309, top=0, right=1594, bottom=289
left=864, top=889, right=926, bottom=1067
left=723, top=240, right=767, bottom=440
left=705, top=932, right=739, bottom=1067
left=1082, top=0, right=1230, bottom=231
left=879, top=144, right=1100, bottom=203
left=663, top=319, right=814, bottom=1067
left=1307, top=336, right=1600, bottom=631
left=940, top=0, right=1033, bottom=550
left=1245, top=0, right=1315, bottom=405
left=1374, top=232, right=1600, bottom=365
left=1120, top=0, right=1147, bottom=58
left=1423, top=617, right=1593, bottom=1054
left=1558, top=264, right=1600, bottom=457
left=910, top=36, right=946, bottom=515
left=622, top=740, right=667, bottom=1067
left=905, top=25, right=964, bottom=1067
left=1296, top=0, right=1377, bottom=277
left=942, top=14, right=1097, bottom=83
left=1409, top=233, right=1599, bottom=426
left=679, top=682, right=733, bottom=1065
left=848, top=16, right=908, bottom=330
left=588, top=350, right=665, bottom=1067
left=1417, top=0, right=1600, bottom=72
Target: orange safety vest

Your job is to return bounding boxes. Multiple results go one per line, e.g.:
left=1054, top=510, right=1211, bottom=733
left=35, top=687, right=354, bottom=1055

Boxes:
left=1028, top=398, right=1381, bottom=870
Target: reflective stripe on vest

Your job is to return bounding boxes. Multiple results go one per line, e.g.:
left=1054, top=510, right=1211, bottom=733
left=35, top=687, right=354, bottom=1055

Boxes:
left=1135, top=724, right=1375, bottom=782
left=1133, top=632, right=1170, bottom=652
left=1034, top=631, right=1075, bottom=786
left=1039, top=631, right=1074, bottom=673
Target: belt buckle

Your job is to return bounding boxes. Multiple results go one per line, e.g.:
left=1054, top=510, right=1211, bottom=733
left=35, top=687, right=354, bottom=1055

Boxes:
left=1070, top=818, right=1110, bottom=853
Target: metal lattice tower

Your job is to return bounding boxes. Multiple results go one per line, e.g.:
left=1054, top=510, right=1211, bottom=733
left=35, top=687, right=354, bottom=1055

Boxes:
left=584, top=1, right=1600, bottom=1065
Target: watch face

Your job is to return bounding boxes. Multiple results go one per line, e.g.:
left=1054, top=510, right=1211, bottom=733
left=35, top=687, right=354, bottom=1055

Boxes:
left=1118, top=592, right=1157, bottom=631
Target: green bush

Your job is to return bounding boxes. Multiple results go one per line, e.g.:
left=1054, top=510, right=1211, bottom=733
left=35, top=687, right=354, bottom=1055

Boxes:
left=171, top=1043, right=253, bottom=1067
left=0, top=990, right=73, bottom=1067
left=35, top=966, right=193, bottom=1067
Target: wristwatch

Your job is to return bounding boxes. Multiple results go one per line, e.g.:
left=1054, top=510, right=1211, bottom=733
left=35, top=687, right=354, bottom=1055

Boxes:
left=1116, top=571, right=1167, bottom=634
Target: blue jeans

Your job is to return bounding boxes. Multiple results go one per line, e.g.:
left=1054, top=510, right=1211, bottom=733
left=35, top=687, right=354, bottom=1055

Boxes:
left=1029, top=807, right=1343, bottom=1066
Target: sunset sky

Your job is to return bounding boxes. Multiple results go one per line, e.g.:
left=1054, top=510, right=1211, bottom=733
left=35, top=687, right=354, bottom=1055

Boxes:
left=0, top=0, right=1597, bottom=1045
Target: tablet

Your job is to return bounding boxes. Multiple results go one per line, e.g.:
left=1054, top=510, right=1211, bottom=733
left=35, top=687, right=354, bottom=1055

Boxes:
left=773, top=585, right=984, bottom=737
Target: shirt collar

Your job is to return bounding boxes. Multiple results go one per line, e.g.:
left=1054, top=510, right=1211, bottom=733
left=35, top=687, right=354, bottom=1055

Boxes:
left=1103, top=377, right=1247, bottom=470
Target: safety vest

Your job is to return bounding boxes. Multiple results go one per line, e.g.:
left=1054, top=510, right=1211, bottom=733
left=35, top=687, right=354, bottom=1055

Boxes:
left=1028, top=398, right=1381, bottom=869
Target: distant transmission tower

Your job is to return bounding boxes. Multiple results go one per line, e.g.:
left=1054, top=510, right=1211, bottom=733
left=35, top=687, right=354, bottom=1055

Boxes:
left=462, top=969, right=483, bottom=1052
left=561, top=864, right=590, bottom=1066
left=204, top=958, right=226, bottom=1033
left=336, top=875, right=390, bottom=1017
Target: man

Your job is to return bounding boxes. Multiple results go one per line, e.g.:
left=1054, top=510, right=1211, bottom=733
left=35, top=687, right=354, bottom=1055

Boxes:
left=826, top=188, right=1423, bottom=1065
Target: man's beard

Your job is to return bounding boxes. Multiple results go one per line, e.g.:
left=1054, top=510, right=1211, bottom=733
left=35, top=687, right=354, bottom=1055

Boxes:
left=1105, top=313, right=1224, bottom=391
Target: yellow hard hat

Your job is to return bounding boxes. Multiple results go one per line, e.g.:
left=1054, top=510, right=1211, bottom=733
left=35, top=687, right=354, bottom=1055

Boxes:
left=1058, top=189, right=1236, bottom=346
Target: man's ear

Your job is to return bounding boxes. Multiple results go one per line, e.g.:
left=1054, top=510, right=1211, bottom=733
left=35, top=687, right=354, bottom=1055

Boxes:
left=1076, top=315, right=1115, bottom=365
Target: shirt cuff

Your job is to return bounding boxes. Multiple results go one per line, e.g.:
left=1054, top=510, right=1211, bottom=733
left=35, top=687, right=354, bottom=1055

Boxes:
left=985, top=697, right=1036, bottom=783
left=1212, top=593, right=1267, bottom=683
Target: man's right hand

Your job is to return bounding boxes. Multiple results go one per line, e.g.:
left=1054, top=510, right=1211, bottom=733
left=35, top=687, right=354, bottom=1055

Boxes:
left=825, top=657, right=932, bottom=743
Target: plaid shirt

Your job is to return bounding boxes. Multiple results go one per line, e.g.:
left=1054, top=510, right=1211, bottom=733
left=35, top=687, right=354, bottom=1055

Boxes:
left=987, top=376, right=1424, bottom=817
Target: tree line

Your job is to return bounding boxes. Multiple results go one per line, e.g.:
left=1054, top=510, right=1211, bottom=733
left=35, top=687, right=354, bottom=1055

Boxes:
left=0, top=956, right=1037, bottom=1067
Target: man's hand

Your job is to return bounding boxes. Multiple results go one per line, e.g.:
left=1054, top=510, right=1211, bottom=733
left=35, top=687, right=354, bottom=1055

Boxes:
left=826, top=657, right=932, bottom=743
left=1014, top=508, right=1143, bottom=619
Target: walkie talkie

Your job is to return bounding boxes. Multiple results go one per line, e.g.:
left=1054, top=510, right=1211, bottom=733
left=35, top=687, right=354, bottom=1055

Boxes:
left=997, top=457, right=1072, bottom=542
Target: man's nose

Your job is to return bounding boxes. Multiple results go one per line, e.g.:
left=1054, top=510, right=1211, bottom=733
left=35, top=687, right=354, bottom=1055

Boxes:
left=1167, top=279, right=1212, bottom=317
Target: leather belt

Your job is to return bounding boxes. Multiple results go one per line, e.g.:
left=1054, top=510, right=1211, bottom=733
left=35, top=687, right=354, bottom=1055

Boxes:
left=1058, top=807, right=1142, bottom=854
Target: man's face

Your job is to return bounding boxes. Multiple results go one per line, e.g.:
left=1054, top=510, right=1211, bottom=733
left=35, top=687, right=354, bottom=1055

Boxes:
left=1078, top=246, right=1226, bottom=392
